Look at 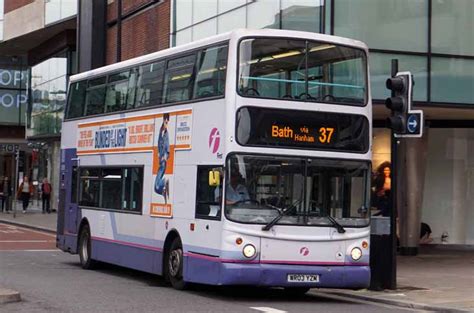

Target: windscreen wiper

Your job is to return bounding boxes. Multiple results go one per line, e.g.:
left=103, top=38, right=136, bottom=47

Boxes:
left=262, top=200, right=301, bottom=231
left=326, top=214, right=346, bottom=234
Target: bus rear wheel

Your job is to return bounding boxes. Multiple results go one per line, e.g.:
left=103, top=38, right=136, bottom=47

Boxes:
left=78, top=224, right=96, bottom=270
left=166, top=237, right=187, bottom=290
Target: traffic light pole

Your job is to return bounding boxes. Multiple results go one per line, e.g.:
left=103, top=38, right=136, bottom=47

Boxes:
left=389, top=59, right=398, bottom=289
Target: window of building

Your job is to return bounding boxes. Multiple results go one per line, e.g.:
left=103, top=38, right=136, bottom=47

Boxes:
left=246, top=0, right=280, bottom=29
left=431, top=57, right=474, bottom=104
left=135, top=61, right=165, bottom=108
left=432, top=0, right=474, bottom=56
left=217, top=6, right=246, bottom=33
left=195, top=166, right=222, bottom=219
left=281, top=0, right=323, bottom=33
left=218, top=0, right=245, bottom=14
left=175, top=0, right=193, bottom=30
left=193, top=18, right=217, bottom=41
left=370, top=53, right=428, bottom=101
left=194, top=45, right=228, bottom=99
left=79, top=167, right=143, bottom=212
left=164, top=54, right=196, bottom=103
left=193, top=0, right=217, bottom=24
left=45, top=0, right=78, bottom=25
left=334, top=0, right=428, bottom=52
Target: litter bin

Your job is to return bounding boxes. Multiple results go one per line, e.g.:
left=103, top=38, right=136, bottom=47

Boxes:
left=370, top=216, right=393, bottom=290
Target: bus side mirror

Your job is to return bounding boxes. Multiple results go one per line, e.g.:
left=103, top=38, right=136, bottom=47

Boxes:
left=209, top=170, right=220, bottom=187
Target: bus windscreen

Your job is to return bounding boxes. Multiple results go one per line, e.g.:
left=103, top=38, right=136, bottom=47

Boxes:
left=238, top=37, right=367, bottom=105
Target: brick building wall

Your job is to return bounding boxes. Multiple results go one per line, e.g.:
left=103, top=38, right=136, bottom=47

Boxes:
left=106, top=0, right=170, bottom=65
left=4, top=0, right=34, bottom=14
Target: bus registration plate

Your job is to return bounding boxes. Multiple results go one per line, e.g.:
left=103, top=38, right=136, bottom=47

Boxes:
left=287, top=274, right=319, bottom=283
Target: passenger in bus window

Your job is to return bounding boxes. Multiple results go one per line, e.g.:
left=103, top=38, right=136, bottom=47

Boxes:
left=154, top=113, right=170, bottom=203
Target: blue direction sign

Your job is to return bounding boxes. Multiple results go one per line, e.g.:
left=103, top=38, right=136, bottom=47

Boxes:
left=395, top=110, right=423, bottom=138
left=407, top=114, right=420, bottom=134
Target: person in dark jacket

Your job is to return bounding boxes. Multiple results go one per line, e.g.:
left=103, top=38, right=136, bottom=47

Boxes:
left=1, top=177, right=12, bottom=213
left=41, top=178, right=52, bottom=214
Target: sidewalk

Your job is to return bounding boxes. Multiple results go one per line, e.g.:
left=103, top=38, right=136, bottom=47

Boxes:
left=0, top=200, right=57, bottom=233
left=0, top=207, right=473, bottom=312
left=319, top=247, right=474, bottom=312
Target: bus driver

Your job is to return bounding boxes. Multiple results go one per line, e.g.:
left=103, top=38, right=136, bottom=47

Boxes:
left=215, top=169, right=250, bottom=205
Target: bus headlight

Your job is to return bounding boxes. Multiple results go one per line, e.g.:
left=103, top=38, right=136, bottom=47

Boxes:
left=350, top=247, right=362, bottom=261
left=242, top=244, right=257, bottom=258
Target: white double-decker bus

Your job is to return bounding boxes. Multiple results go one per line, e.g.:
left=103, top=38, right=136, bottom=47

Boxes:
left=57, top=29, right=371, bottom=293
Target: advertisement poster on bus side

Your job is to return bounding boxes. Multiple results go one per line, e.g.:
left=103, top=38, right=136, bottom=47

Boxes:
left=75, top=110, right=192, bottom=218
left=150, top=110, right=192, bottom=218
left=76, top=117, right=155, bottom=154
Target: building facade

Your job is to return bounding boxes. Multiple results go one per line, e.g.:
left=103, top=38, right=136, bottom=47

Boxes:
left=0, top=0, right=77, bottom=210
left=170, top=0, right=474, bottom=247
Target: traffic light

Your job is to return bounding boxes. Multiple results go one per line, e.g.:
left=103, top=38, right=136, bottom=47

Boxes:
left=385, top=73, right=412, bottom=134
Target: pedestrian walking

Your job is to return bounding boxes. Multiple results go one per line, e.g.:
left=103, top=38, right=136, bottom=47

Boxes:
left=41, top=178, right=52, bottom=214
left=1, top=177, right=12, bottom=213
left=17, top=176, right=34, bottom=214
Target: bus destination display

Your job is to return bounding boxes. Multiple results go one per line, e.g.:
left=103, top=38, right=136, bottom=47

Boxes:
left=237, top=107, right=369, bottom=153
left=271, top=124, right=334, bottom=145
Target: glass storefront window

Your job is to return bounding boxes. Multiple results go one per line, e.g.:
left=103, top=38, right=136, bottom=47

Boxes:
left=370, top=53, right=428, bottom=101
left=334, top=0, right=428, bottom=52
left=29, top=54, right=68, bottom=136
left=431, top=57, right=474, bottom=104
left=432, top=0, right=474, bottom=56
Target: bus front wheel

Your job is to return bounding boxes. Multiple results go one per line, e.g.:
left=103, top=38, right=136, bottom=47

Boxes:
left=78, top=224, right=96, bottom=270
left=166, top=237, right=187, bottom=290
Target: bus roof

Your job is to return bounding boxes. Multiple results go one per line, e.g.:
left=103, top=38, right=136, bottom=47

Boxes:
left=70, top=29, right=368, bottom=83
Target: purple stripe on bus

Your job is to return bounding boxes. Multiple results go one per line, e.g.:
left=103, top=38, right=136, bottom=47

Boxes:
left=92, top=236, right=163, bottom=252
left=92, top=238, right=163, bottom=275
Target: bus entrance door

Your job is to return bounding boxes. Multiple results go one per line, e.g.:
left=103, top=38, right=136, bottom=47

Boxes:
left=66, top=159, right=79, bottom=236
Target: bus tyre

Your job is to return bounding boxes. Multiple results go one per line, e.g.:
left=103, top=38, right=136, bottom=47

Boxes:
left=283, top=287, right=310, bottom=296
left=79, top=225, right=96, bottom=270
left=166, top=237, right=187, bottom=290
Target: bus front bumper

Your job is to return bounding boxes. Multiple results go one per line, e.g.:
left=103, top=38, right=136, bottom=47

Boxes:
left=185, top=256, right=370, bottom=288
left=218, top=263, right=370, bottom=288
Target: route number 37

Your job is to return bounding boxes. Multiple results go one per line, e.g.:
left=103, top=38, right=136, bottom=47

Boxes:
left=318, top=127, right=334, bottom=144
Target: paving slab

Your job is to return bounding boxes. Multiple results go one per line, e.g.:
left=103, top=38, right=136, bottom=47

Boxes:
left=0, top=201, right=57, bottom=233
left=319, top=250, right=474, bottom=313
left=0, top=287, right=21, bottom=304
